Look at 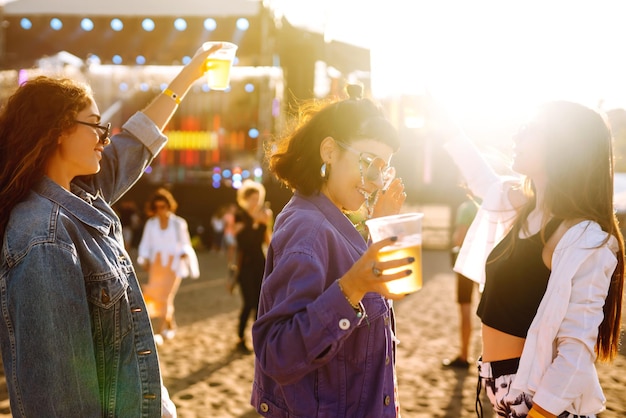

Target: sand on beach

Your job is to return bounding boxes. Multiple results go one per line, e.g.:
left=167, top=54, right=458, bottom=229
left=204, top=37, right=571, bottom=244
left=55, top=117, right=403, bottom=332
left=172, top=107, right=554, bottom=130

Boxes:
left=0, top=249, right=623, bottom=417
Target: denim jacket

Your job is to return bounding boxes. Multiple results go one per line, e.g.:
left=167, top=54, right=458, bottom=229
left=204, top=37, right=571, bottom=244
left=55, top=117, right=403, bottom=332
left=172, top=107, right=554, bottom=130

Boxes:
left=251, top=192, right=399, bottom=418
left=0, top=112, right=167, bottom=417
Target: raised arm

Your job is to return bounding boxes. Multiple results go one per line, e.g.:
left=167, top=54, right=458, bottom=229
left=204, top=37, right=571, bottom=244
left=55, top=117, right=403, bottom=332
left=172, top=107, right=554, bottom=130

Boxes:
left=443, top=133, right=501, bottom=200
left=142, top=43, right=223, bottom=131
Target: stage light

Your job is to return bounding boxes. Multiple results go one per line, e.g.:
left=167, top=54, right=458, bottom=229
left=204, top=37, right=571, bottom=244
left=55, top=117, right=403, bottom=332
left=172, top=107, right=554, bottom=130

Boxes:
left=50, top=18, right=63, bottom=31
left=254, top=167, right=263, bottom=177
left=182, top=56, right=192, bottom=65
left=242, top=170, right=250, bottom=178
left=223, top=169, right=232, bottom=178
left=248, top=128, right=259, bottom=138
left=236, top=18, right=250, bottom=31
left=174, top=18, right=187, bottom=31
left=111, top=18, right=123, bottom=31
left=20, top=18, right=32, bottom=30
left=142, top=18, right=155, bottom=32
left=119, top=82, right=129, bottom=91
left=212, top=173, right=221, bottom=182
left=244, top=83, right=255, bottom=93
left=140, top=82, right=149, bottom=91
left=112, top=55, right=123, bottom=64
left=81, top=18, right=94, bottom=32
left=86, top=54, right=101, bottom=65
left=136, top=55, right=146, bottom=65
left=204, top=18, right=217, bottom=31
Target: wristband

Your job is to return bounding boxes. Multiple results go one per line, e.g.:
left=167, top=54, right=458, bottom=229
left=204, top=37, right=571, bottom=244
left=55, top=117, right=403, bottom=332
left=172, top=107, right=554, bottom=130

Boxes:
left=163, top=88, right=181, bottom=105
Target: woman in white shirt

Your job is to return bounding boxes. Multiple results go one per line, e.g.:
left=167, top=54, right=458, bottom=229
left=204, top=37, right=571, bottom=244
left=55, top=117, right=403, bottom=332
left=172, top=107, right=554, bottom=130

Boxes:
left=444, top=101, right=624, bottom=418
left=138, top=187, right=199, bottom=343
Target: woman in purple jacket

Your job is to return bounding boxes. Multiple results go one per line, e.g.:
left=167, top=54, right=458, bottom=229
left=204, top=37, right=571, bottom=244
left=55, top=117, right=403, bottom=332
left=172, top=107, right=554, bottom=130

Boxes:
left=251, top=86, right=413, bottom=417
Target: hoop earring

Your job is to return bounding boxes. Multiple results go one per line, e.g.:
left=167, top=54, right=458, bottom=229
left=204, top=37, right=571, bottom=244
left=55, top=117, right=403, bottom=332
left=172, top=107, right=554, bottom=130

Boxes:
left=320, top=162, right=328, bottom=179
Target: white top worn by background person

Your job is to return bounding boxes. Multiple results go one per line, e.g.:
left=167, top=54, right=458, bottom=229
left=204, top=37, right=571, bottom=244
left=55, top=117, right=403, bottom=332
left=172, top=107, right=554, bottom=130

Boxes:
left=138, top=214, right=200, bottom=279
left=445, top=134, right=618, bottom=416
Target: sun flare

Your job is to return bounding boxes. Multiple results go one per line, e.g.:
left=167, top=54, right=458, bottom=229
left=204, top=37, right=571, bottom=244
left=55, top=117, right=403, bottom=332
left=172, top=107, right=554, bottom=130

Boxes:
left=369, top=0, right=626, bottom=127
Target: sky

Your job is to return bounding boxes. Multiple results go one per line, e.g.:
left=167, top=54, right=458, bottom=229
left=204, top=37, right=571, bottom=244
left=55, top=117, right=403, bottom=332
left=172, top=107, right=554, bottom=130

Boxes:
left=278, top=0, right=626, bottom=125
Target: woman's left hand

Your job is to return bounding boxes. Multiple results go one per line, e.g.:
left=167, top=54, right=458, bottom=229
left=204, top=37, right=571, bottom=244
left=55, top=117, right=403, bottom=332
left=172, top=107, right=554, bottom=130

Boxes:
left=184, top=42, right=224, bottom=80
left=372, top=178, right=406, bottom=217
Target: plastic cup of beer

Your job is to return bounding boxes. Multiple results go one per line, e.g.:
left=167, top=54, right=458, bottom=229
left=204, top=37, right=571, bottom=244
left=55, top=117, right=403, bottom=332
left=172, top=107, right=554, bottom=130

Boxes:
left=202, top=41, right=238, bottom=90
left=365, top=213, right=423, bottom=295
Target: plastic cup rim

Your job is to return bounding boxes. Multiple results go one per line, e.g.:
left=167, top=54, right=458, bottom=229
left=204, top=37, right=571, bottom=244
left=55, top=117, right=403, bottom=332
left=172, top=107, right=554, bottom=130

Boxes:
left=364, top=212, right=424, bottom=226
left=203, top=41, right=238, bottom=51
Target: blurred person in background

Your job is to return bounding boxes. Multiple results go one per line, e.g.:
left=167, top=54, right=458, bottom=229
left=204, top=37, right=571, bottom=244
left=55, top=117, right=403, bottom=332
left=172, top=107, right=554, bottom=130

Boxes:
left=232, top=180, right=272, bottom=353
left=442, top=194, right=480, bottom=369
left=138, top=187, right=199, bottom=344
left=0, top=42, right=223, bottom=417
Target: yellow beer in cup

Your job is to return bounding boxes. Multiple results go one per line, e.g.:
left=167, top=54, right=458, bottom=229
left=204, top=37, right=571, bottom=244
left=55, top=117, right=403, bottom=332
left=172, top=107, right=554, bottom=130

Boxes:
left=202, top=42, right=238, bottom=90
left=365, top=213, right=424, bottom=295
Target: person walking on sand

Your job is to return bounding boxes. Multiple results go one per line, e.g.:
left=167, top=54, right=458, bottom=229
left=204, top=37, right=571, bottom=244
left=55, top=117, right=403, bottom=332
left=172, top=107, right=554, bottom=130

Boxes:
left=443, top=100, right=625, bottom=418
left=138, top=187, right=199, bottom=344
left=251, top=85, right=412, bottom=417
left=0, top=42, right=224, bottom=417
left=442, top=195, right=480, bottom=369
left=232, top=180, right=272, bottom=353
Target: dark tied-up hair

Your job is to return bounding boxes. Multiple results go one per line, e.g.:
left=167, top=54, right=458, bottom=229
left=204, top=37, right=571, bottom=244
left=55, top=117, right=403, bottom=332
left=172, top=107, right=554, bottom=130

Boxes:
left=267, top=87, right=399, bottom=195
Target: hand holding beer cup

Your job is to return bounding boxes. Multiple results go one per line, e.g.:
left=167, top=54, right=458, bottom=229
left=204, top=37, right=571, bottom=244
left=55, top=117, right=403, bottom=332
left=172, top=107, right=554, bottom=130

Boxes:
left=365, top=213, right=423, bottom=295
left=202, top=41, right=238, bottom=90
left=338, top=235, right=417, bottom=305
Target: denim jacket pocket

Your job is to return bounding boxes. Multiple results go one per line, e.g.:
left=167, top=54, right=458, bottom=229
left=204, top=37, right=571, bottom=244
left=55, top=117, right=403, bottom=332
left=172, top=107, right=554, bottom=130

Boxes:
left=85, top=270, right=133, bottom=342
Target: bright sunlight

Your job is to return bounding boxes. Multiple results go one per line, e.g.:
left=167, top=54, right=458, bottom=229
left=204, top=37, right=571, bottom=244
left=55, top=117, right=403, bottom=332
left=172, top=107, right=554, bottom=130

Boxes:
left=369, top=0, right=626, bottom=124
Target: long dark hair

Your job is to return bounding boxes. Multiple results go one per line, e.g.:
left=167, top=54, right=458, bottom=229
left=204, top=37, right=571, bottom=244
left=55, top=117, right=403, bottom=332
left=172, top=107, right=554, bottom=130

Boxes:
left=0, top=76, right=93, bottom=238
left=515, top=101, right=624, bottom=361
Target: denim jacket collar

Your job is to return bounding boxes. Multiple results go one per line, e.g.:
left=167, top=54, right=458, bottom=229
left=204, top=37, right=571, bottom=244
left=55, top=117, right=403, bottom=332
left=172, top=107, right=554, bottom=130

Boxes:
left=33, top=176, right=113, bottom=236
left=295, top=190, right=367, bottom=252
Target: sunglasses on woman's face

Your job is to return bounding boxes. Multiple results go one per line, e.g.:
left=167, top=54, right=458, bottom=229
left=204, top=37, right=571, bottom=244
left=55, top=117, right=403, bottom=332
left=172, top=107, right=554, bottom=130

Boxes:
left=75, top=120, right=111, bottom=144
left=335, top=140, right=396, bottom=185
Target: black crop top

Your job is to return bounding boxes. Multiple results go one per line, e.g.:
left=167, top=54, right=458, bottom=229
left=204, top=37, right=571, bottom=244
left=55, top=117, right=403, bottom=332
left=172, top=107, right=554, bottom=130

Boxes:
left=477, top=218, right=561, bottom=338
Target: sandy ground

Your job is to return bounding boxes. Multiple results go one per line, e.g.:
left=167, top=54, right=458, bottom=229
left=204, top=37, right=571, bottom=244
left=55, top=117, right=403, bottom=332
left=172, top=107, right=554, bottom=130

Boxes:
left=0, top=249, right=624, bottom=417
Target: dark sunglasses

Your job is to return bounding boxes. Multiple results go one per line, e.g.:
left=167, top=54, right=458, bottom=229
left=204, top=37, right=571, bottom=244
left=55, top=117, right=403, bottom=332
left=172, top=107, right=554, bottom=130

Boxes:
left=75, top=120, right=111, bottom=144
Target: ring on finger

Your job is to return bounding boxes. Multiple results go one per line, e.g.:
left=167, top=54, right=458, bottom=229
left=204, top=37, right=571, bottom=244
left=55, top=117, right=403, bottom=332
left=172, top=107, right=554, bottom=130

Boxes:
left=372, top=262, right=383, bottom=277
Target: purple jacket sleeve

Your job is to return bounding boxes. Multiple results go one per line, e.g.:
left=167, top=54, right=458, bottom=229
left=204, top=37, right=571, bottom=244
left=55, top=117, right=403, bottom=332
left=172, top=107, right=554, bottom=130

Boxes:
left=252, top=250, right=365, bottom=386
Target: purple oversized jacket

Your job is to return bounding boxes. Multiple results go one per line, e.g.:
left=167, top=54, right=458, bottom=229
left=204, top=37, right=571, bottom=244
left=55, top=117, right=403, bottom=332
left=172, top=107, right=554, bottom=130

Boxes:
left=251, top=191, right=399, bottom=417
